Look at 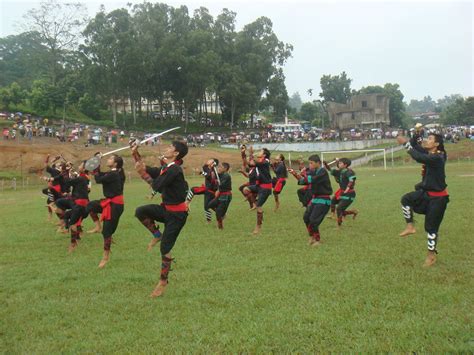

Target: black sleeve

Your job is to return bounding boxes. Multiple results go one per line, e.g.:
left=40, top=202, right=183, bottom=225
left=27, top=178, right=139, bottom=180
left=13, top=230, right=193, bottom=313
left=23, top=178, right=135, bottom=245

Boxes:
left=146, top=166, right=162, bottom=179
left=152, top=165, right=180, bottom=193
left=95, top=171, right=115, bottom=184
left=408, top=149, right=444, bottom=167
left=65, top=177, right=80, bottom=188
left=219, top=174, right=230, bottom=191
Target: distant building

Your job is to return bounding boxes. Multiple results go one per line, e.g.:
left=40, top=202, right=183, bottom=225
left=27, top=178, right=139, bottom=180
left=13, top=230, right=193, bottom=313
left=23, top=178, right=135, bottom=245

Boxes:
left=327, top=94, right=390, bottom=129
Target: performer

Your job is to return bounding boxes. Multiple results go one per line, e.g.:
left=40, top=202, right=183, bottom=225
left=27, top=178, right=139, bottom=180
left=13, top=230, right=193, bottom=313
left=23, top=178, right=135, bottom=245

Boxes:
left=133, top=141, right=189, bottom=297
left=86, top=154, right=125, bottom=268
left=208, top=162, right=232, bottom=229
left=186, top=159, right=219, bottom=223
left=326, top=158, right=358, bottom=226
left=248, top=147, right=272, bottom=234
left=271, top=154, right=288, bottom=211
left=295, top=157, right=312, bottom=207
left=289, top=154, right=333, bottom=246
left=239, top=145, right=258, bottom=210
left=396, top=132, right=449, bottom=267
left=41, top=155, right=66, bottom=222
left=53, top=161, right=90, bottom=252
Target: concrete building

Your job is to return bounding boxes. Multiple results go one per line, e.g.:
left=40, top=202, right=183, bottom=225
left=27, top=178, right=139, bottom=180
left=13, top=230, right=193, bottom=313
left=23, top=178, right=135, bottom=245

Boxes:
left=327, top=94, right=390, bottom=129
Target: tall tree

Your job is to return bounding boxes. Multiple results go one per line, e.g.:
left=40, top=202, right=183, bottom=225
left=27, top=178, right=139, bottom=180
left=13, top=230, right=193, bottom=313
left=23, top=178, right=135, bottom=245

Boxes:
left=441, top=97, right=474, bottom=125
left=23, top=0, right=88, bottom=85
left=288, top=92, right=303, bottom=112
left=319, top=71, right=352, bottom=104
left=0, top=32, right=49, bottom=88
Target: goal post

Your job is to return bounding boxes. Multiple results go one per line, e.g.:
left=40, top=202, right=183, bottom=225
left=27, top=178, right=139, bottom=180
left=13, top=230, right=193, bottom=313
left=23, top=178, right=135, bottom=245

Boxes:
left=320, top=148, right=387, bottom=170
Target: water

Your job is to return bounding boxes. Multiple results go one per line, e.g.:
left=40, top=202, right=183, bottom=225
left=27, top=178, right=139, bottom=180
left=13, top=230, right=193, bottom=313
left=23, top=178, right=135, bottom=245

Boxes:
left=222, top=139, right=394, bottom=152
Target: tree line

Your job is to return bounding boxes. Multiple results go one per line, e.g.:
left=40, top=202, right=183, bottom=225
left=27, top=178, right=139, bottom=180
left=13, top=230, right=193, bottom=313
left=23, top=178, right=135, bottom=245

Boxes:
left=0, top=1, right=292, bottom=129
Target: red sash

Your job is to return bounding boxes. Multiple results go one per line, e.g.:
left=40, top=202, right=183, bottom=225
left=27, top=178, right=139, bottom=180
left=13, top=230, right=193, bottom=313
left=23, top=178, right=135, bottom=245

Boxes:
left=48, top=183, right=61, bottom=193
left=259, top=183, right=272, bottom=190
left=74, top=199, right=89, bottom=207
left=163, top=202, right=188, bottom=212
left=334, top=188, right=343, bottom=200
left=100, top=195, right=124, bottom=221
left=427, top=189, right=448, bottom=197
left=219, top=191, right=232, bottom=196
left=274, top=178, right=286, bottom=193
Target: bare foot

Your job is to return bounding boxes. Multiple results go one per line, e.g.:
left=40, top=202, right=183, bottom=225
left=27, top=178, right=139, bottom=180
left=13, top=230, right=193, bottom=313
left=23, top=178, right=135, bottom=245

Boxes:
left=311, top=240, right=322, bottom=247
left=307, top=237, right=315, bottom=245
left=250, top=204, right=257, bottom=211
left=150, top=280, right=168, bottom=298
left=57, top=227, right=68, bottom=234
left=352, top=210, right=359, bottom=220
left=87, top=227, right=102, bottom=234
left=98, top=251, right=110, bottom=269
left=98, top=258, right=108, bottom=269
left=399, top=225, right=416, bottom=237
left=68, top=242, right=78, bottom=254
left=147, top=238, right=160, bottom=252
left=252, top=225, right=261, bottom=235
left=423, top=251, right=437, bottom=267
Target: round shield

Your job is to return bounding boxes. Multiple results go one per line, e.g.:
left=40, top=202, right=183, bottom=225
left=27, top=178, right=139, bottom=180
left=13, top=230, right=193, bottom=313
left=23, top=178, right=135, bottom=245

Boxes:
left=85, top=156, right=101, bottom=172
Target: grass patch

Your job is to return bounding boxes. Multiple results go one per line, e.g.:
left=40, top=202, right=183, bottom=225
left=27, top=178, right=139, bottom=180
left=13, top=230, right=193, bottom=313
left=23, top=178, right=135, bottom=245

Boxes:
left=0, top=164, right=473, bottom=352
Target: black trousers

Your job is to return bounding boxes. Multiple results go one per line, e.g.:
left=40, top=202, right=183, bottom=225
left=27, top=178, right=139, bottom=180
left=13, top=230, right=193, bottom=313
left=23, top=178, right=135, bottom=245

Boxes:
left=57, top=198, right=87, bottom=227
left=303, top=203, right=330, bottom=233
left=135, top=204, right=188, bottom=255
left=256, top=188, right=272, bottom=207
left=87, top=200, right=124, bottom=239
left=297, top=188, right=312, bottom=207
left=208, top=196, right=232, bottom=219
left=401, top=190, right=449, bottom=251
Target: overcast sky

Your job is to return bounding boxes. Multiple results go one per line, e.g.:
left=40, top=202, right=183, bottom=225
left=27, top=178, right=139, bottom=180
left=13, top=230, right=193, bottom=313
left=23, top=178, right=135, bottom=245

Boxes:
left=1, top=0, right=472, bottom=102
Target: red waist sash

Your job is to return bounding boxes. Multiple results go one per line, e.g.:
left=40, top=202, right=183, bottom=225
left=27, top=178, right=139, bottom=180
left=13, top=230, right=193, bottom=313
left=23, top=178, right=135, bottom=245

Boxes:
left=163, top=202, right=188, bottom=212
left=74, top=199, right=89, bottom=207
left=100, top=195, right=124, bottom=221
left=219, top=191, right=232, bottom=195
left=259, top=183, right=272, bottom=190
left=427, top=189, right=448, bottom=197
left=48, top=183, right=61, bottom=193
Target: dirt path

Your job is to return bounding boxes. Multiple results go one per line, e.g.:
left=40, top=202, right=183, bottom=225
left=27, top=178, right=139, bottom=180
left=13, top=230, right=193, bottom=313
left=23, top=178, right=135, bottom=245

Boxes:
left=0, top=138, right=243, bottom=176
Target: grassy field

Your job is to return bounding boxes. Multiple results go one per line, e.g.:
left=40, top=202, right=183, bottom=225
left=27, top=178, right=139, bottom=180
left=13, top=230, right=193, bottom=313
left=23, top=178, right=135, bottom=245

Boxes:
left=1, top=162, right=473, bottom=352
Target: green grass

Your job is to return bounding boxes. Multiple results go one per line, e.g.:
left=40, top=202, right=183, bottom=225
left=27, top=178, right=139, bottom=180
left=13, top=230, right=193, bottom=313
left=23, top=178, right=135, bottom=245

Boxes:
left=1, top=164, right=473, bottom=352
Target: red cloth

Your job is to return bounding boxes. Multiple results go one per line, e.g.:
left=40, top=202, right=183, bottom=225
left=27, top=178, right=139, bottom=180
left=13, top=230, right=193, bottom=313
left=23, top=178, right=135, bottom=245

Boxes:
left=100, top=195, right=124, bottom=221
left=259, top=183, right=272, bottom=190
left=163, top=202, right=188, bottom=212
left=219, top=191, right=232, bottom=196
left=334, top=188, right=343, bottom=200
left=48, top=183, right=61, bottom=193
left=427, top=189, right=448, bottom=197
left=74, top=199, right=89, bottom=207
left=273, top=178, right=286, bottom=193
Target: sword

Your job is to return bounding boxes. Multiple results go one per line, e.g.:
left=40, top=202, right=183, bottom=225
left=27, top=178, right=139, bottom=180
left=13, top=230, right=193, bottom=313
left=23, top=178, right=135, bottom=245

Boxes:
left=85, top=127, right=180, bottom=171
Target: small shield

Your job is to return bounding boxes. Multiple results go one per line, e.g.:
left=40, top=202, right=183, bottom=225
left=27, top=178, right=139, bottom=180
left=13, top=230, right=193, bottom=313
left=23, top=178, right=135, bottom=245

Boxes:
left=85, top=156, right=101, bottom=171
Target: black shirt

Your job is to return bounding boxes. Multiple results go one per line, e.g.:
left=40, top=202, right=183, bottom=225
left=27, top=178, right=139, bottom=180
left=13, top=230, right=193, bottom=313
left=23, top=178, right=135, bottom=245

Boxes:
left=95, top=170, right=124, bottom=198
left=66, top=175, right=90, bottom=200
left=202, top=165, right=218, bottom=191
left=273, top=162, right=288, bottom=179
left=147, top=163, right=188, bottom=205
left=298, top=167, right=333, bottom=196
left=256, top=159, right=272, bottom=184
left=218, top=172, right=232, bottom=193
left=407, top=145, right=447, bottom=192
left=331, top=168, right=356, bottom=191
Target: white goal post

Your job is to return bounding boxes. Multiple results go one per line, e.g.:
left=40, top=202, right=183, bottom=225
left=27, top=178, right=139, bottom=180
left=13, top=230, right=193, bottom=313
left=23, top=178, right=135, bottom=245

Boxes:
left=320, top=149, right=387, bottom=170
